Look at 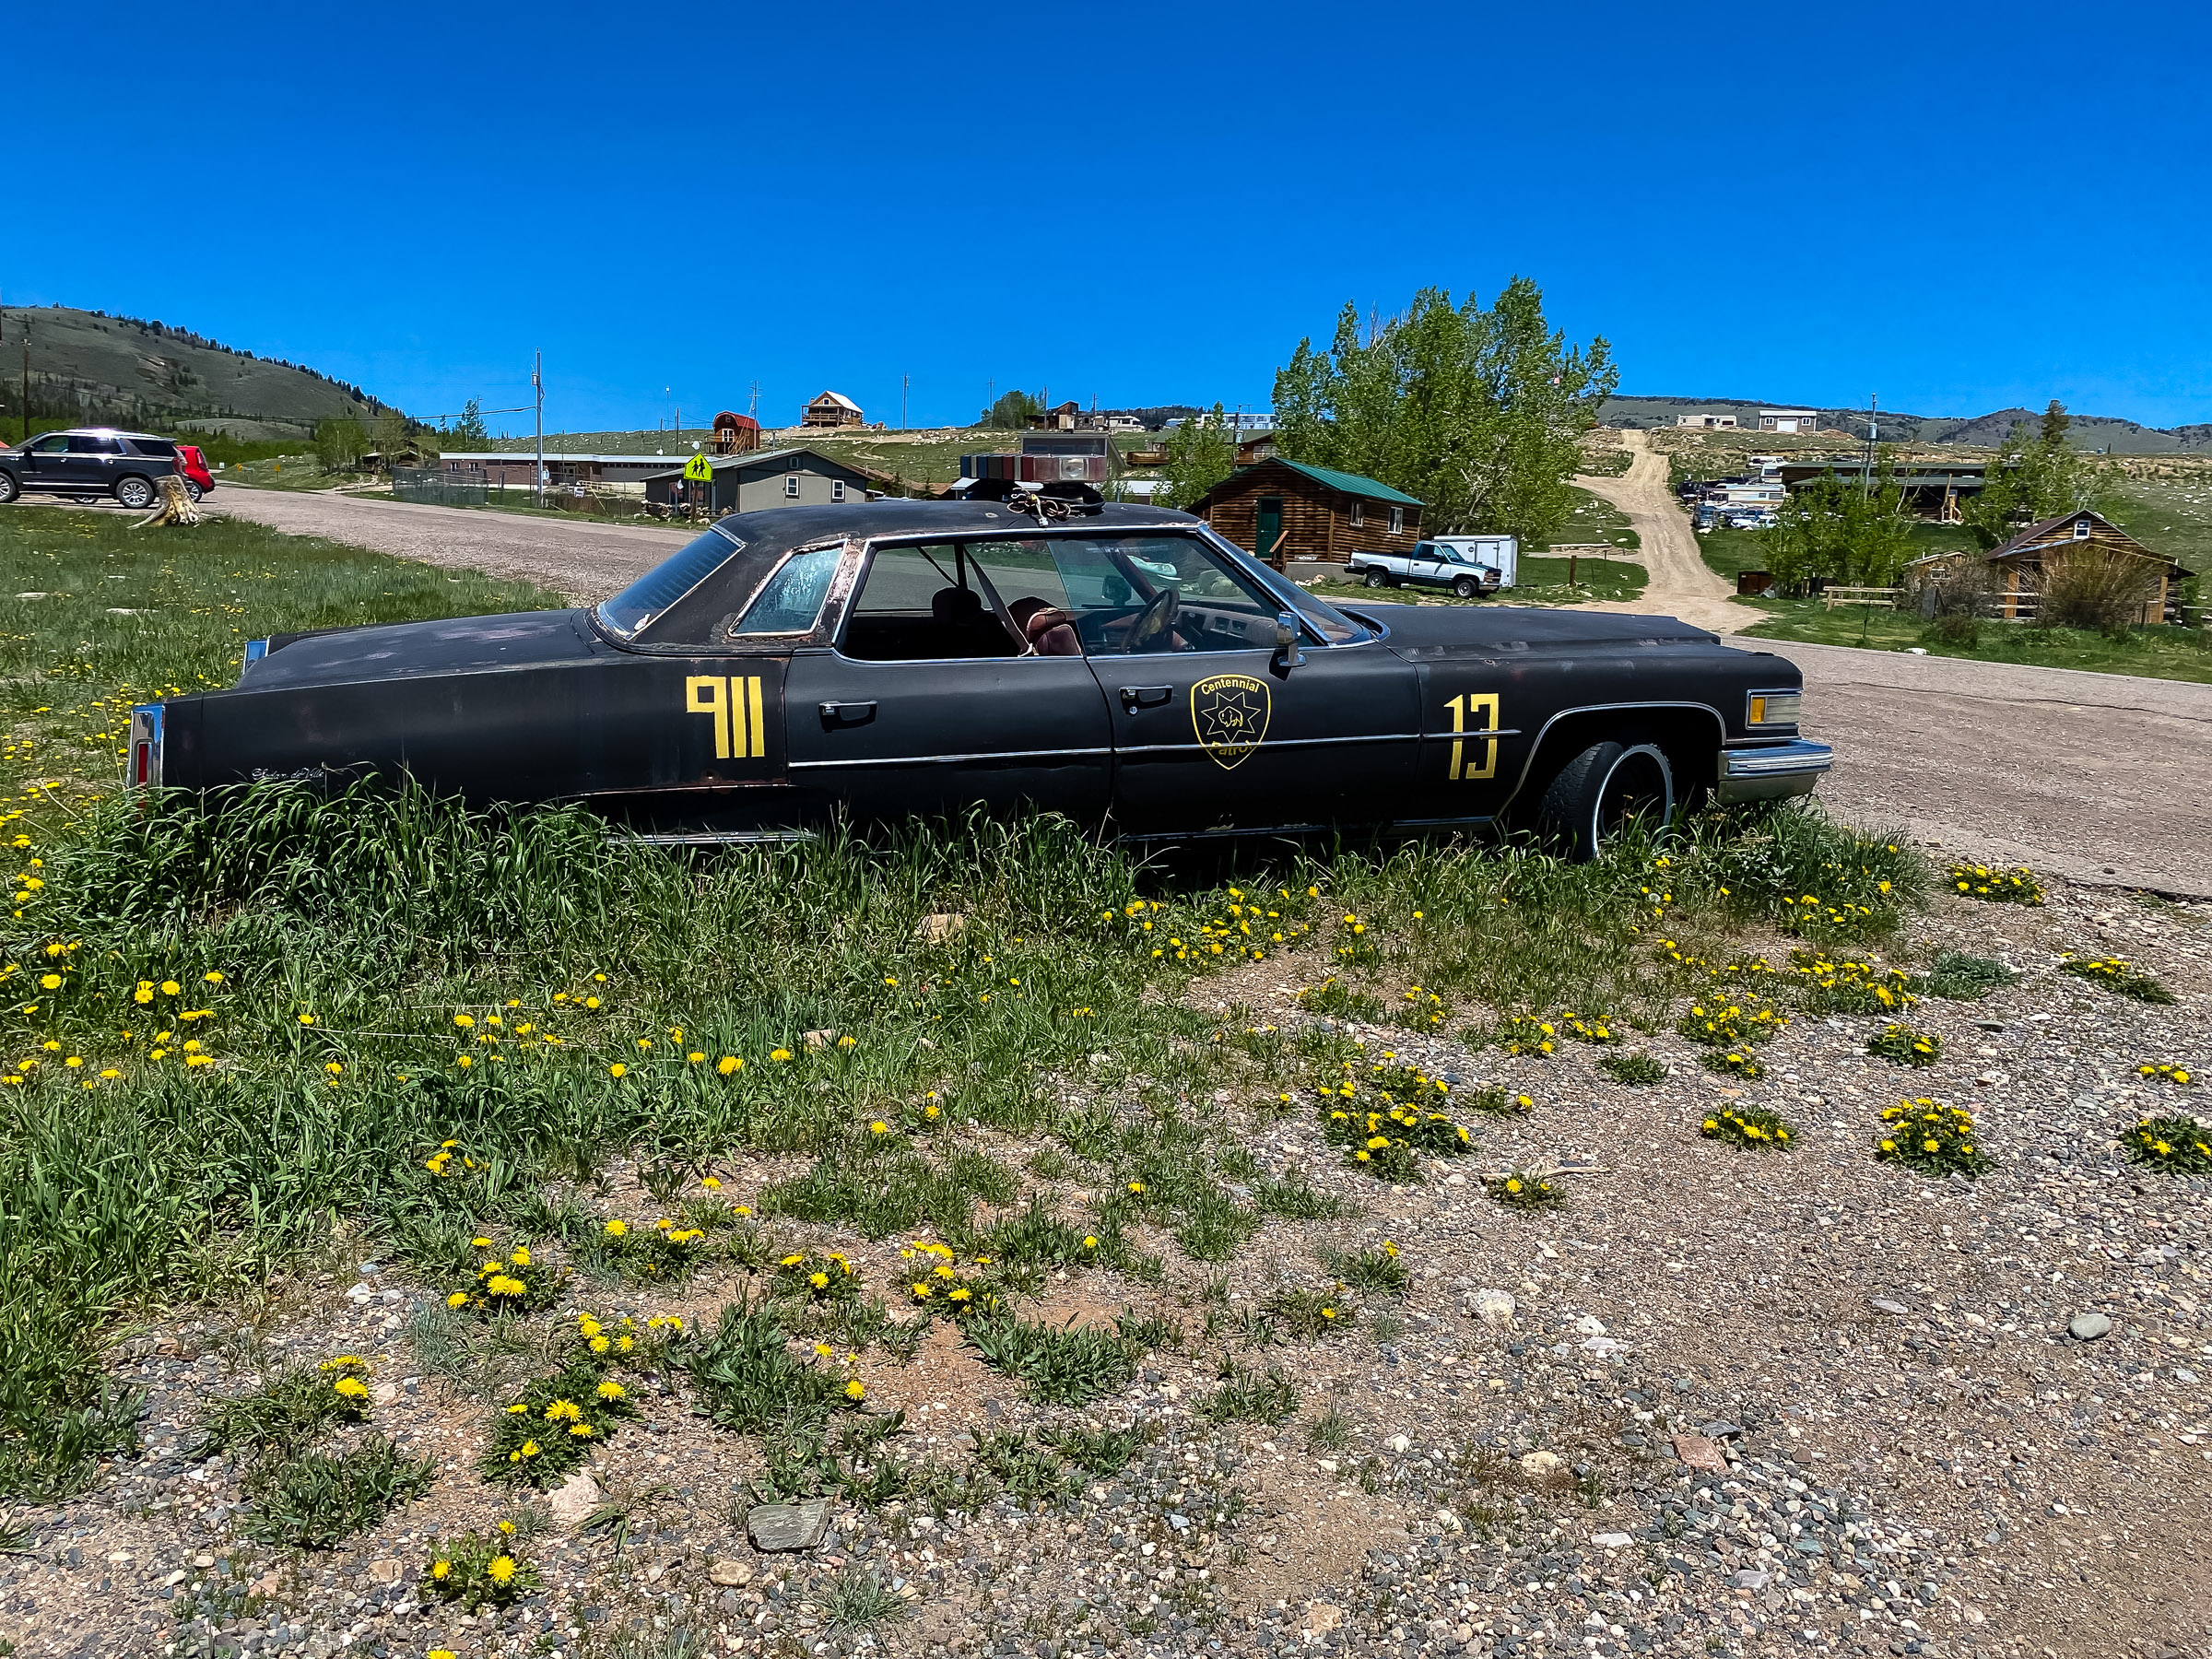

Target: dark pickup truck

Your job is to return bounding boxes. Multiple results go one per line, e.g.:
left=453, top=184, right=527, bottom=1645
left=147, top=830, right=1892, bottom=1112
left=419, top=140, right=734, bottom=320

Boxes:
left=0, top=429, right=182, bottom=509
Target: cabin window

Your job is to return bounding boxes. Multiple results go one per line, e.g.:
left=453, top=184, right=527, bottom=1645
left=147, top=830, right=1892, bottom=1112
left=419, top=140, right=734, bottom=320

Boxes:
left=830, top=480, right=847, bottom=503
left=2074, top=518, right=2090, bottom=539
left=1389, top=506, right=1405, bottom=535
left=1348, top=500, right=1364, bottom=529
left=783, top=475, right=802, bottom=499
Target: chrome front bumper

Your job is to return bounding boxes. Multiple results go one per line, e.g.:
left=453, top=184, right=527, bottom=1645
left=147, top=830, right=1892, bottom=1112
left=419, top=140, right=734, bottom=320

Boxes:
left=1718, top=738, right=1832, bottom=804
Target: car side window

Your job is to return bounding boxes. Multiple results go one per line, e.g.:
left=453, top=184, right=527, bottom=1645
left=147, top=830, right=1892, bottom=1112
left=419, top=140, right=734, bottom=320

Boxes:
left=841, top=543, right=1021, bottom=662
left=732, top=547, right=842, bottom=635
left=29, top=435, right=69, bottom=453
left=68, top=436, right=121, bottom=454
left=1070, top=535, right=1282, bottom=656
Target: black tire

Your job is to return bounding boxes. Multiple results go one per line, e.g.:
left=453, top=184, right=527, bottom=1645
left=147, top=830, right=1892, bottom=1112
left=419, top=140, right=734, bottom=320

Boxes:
left=114, top=475, right=156, bottom=511
left=182, top=480, right=203, bottom=503
left=0, top=472, right=17, bottom=505
left=1452, top=575, right=1478, bottom=598
left=1535, top=740, right=1675, bottom=861
left=1362, top=569, right=1388, bottom=588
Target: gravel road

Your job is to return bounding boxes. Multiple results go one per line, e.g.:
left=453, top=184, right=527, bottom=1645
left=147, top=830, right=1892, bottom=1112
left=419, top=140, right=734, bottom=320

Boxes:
left=210, top=488, right=2212, bottom=898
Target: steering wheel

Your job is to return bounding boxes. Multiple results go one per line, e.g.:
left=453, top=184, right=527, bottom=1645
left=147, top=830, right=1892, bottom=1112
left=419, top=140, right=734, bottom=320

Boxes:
left=1126, top=586, right=1180, bottom=652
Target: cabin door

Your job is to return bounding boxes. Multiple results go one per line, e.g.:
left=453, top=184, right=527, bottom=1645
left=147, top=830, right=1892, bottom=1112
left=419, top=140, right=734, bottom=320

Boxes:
left=1254, top=497, right=1284, bottom=563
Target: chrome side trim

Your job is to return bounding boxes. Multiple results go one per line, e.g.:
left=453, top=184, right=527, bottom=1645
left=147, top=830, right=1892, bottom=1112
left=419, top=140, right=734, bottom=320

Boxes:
left=1116, top=733, right=1424, bottom=757
left=790, top=747, right=1112, bottom=771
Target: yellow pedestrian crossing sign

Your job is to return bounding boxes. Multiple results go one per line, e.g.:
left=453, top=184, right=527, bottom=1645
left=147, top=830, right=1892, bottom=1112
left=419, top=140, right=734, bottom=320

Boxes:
left=682, top=452, right=713, bottom=482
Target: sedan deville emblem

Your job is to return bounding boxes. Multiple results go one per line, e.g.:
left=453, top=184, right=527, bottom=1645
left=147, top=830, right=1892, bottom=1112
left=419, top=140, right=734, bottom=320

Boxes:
left=1190, top=673, right=1271, bottom=770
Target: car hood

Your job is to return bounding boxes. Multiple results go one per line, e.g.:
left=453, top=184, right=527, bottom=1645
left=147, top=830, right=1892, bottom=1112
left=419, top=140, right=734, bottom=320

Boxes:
left=235, top=609, right=611, bottom=689
left=1361, top=604, right=1720, bottom=659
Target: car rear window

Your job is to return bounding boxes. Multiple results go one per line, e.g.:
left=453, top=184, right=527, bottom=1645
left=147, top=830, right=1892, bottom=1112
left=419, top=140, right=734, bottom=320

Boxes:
left=595, top=524, right=751, bottom=641
left=67, top=435, right=123, bottom=454
left=128, top=438, right=177, bottom=457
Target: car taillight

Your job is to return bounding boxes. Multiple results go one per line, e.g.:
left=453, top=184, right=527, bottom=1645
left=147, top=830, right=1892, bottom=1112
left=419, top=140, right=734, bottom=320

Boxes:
left=127, top=703, right=163, bottom=790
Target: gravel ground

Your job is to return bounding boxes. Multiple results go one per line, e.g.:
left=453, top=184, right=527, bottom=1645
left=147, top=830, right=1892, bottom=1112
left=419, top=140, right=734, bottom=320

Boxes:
left=2, top=881, right=2206, bottom=1659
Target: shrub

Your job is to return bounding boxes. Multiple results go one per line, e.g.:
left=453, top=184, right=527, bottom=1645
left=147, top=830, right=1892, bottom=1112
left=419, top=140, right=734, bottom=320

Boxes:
left=1924, top=952, right=2017, bottom=1001
left=1876, top=1099, right=1989, bottom=1178
left=2061, top=957, right=2174, bottom=1005
left=1866, top=1025, right=1942, bottom=1067
left=2122, top=1114, right=2212, bottom=1174
left=1601, top=1051, right=1666, bottom=1086
left=1700, top=1103, right=1794, bottom=1150
left=197, top=1358, right=372, bottom=1460
left=2029, top=545, right=2166, bottom=634
left=1946, top=864, right=2043, bottom=906
left=426, top=1524, right=541, bottom=1612
left=1484, top=1171, right=1561, bottom=1209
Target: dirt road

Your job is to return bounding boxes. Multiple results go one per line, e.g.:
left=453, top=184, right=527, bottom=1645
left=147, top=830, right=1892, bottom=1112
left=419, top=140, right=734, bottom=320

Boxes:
left=1571, top=429, right=1742, bottom=633
left=212, top=487, right=689, bottom=599
left=209, top=485, right=2212, bottom=896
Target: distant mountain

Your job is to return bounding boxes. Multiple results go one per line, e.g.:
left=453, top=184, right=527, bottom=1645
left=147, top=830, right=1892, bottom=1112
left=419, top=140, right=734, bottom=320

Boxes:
left=1601, top=394, right=2212, bottom=454
left=0, top=304, right=397, bottom=441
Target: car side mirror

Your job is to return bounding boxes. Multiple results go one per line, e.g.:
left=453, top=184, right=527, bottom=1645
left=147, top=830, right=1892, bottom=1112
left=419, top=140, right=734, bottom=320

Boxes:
left=1273, top=611, right=1306, bottom=669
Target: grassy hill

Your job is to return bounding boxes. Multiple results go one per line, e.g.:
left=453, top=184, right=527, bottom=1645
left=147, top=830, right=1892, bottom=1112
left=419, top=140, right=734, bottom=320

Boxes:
left=0, top=305, right=396, bottom=444
left=1604, top=394, right=2212, bottom=454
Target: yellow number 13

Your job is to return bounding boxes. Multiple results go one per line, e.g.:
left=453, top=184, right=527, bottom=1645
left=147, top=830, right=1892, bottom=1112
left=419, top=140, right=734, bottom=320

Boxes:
left=687, top=676, right=767, bottom=760
left=1444, top=692, right=1500, bottom=782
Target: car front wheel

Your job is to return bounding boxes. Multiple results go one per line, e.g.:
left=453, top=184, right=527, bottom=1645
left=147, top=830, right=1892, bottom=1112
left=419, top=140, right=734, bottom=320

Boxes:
left=1362, top=569, right=1388, bottom=588
left=114, top=475, right=157, bottom=511
left=182, top=480, right=204, bottom=503
left=1536, top=740, right=1675, bottom=861
left=0, top=472, right=17, bottom=505
left=1452, top=575, right=1478, bottom=598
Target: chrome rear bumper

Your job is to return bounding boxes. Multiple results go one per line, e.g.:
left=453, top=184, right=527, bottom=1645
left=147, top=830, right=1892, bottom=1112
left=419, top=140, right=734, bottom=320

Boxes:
left=1718, top=738, right=1832, bottom=804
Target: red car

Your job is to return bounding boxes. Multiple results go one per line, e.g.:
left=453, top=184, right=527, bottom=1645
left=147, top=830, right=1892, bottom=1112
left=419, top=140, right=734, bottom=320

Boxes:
left=176, top=443, right=217, bottom=502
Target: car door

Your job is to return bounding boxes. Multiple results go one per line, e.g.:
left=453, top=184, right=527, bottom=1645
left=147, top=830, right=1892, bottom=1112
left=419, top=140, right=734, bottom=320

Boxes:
left=67, top=433, right=124, bottom=490
left=782, top=535, right=1113, bottom=827
left=1068, top=531, right=1419, bottom=836
left=18, top=434, right=73, bottom=491
left=1406, top=542, right=1444, bottom=586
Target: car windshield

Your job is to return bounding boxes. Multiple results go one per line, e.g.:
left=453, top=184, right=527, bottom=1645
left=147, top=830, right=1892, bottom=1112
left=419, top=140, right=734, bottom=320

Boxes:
left=595, top=524, right=748, bottom=641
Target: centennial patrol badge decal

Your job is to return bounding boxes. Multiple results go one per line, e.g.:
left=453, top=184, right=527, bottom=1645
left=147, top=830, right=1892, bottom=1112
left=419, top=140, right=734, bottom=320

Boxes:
left=1190, top=673, right=1271, bottom=770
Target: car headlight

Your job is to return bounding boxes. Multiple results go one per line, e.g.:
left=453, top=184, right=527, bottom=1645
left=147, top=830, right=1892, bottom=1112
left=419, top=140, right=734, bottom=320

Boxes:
left=1747, top=690, right=1802, bottom=727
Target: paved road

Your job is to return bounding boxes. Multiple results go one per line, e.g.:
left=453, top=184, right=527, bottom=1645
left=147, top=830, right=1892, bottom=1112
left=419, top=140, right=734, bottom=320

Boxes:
left=210, top=486, right=2212, bottom=896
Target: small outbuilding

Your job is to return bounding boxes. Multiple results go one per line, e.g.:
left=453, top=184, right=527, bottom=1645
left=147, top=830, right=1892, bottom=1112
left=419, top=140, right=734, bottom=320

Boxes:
left=642, top=447, right=877, bottom=515
left=1675, top=411, right=1739, bottom=429
left=802, top=391, right=865, bottom=429
left=1758, top=409, right=1820, bottom=433
left=712, top=412, right=762, bottom=454
left=1981, top=509, right=2181, bottom=624
left=1185, top=456, right=1423, bottom=567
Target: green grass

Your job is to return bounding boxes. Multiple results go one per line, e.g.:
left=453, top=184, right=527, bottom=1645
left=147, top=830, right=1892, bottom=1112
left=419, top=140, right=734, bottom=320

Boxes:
left=1735, top=598, right=2212, bottom=683
left=2105, top=470, right=2212, bottom=577
left=1312, top=554, right=1646, bottom=611
left=221, top=455, right=362, bottom=491
left=1534, top=484, right=1640, bottom=555
left=0, top=503, right=562, bottom=805
left=0, top=509, right=1948, bottom=1504
left=238, top=1436, right=438, bottom=1549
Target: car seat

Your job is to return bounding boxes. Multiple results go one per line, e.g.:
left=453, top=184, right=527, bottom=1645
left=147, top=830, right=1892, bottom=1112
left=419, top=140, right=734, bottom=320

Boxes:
left=930, top=585, right=1016, bottom=656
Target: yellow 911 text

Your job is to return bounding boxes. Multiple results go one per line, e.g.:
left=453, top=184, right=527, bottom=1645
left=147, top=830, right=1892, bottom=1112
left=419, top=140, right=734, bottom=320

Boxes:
left=686, top=676, right=768, bottom=760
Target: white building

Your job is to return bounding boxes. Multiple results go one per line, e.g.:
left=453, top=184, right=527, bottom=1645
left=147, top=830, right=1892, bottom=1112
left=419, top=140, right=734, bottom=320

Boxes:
left=1675, top=411, right=1739, bottom=429
left=1759, top=409, right=1820, bottom=434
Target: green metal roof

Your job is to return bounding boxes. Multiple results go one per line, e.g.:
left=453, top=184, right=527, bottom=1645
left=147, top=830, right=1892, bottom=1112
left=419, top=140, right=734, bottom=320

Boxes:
left=1264, top=457, right=1425, bottom=505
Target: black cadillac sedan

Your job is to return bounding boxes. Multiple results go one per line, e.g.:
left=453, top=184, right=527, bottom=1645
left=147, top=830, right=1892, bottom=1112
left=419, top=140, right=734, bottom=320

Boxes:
left=128, top=498, right=1830, bottom=854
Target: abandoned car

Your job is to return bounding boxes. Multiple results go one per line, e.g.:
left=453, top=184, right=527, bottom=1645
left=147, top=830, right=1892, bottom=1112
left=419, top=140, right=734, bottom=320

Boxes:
left=127, top=496, right=1831, bottom=853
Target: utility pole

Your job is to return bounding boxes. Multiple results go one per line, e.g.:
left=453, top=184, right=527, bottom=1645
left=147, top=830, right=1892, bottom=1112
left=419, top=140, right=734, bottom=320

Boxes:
left=533, top=351, right=545, bottom=509
left=1862, top=394, right=1878, bottom=491
left=901, top=373, right=909, bottom=433
left=23, top=312, right=31, bottom=445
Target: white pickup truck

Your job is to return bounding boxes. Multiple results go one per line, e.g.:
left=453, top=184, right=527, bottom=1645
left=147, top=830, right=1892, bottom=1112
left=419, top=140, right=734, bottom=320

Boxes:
left=1345, top=535, right=1517, bottom=597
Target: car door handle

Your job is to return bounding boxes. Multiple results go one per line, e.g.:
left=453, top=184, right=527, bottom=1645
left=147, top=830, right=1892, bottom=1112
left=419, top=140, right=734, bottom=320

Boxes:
left=818, top=700, right=876, bottom=727
left=1119, top=686, right=1172, bottom=711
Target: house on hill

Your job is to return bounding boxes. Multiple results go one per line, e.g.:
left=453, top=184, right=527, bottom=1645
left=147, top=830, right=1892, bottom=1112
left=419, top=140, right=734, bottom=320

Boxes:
left=1909, top=509, right=2183, bottom=624
left=802, top=391, right=865, bottom=429
left=712, top=411, right=761, bottom=454
left=641, top=447, right=877, bottom=515
left=1186, top=457, right=1423, bottom=568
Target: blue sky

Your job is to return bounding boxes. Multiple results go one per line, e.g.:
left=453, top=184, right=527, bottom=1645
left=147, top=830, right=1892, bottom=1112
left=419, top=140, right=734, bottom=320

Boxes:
left=12, top=1, right=2210, bottom=431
